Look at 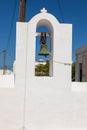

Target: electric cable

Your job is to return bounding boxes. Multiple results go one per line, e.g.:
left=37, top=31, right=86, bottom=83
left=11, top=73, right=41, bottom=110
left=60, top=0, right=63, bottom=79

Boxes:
left=6, top=51, right=14, bottom=61
left=57, top=0, right=64, bottom=22
left=6, top=0, right=17, bottom=51
left=6, top=51, right=15, bottom=70
left=53, top=60, right=72, bottom=66
left=3, top=0, right=18, bottom=71
left=0, top=50, right=3, bottom=55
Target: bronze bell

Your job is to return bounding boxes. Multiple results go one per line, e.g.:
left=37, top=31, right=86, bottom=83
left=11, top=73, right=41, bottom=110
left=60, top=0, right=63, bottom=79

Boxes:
left=38, top=44, right=50, bottom=57
left=38, top=32, right=50, bottom=57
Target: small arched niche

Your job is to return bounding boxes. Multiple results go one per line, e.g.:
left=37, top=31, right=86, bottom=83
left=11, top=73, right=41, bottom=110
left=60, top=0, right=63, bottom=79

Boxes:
left=35, top=19, right=53, bottom=77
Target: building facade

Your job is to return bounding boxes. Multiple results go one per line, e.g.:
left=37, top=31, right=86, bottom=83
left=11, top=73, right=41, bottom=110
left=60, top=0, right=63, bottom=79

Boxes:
left=76, top=44, right=87, bottom=82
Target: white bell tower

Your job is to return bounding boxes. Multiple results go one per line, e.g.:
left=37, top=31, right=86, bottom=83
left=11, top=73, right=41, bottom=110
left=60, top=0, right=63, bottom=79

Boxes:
left=15, top=8, right=72, bottom=129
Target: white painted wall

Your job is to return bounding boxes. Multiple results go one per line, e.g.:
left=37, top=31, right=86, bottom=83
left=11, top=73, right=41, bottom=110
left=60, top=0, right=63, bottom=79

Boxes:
left=15, top=8, right=73, bottom=130
left=0, top=74, right=14, bottom=88
left=1, top=8, right=87, bottom=130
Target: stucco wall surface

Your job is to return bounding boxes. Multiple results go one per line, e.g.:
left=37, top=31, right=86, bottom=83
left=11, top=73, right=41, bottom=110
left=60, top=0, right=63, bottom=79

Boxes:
left=0, top=74, right=14, bottom=88
left=1, top=10, right=87, bottom=130
left=0, top=77, right=87, bottom=130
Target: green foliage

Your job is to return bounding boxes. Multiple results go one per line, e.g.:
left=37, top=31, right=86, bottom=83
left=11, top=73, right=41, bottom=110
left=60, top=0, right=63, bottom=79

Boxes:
left=35, top=61, right=49, bottom=76
left=35, top=61, right=76, bottom=79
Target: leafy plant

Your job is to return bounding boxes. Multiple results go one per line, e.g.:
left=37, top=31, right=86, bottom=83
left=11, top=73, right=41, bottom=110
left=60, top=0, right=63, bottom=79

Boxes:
left=35, top=61, right=49, bottom=76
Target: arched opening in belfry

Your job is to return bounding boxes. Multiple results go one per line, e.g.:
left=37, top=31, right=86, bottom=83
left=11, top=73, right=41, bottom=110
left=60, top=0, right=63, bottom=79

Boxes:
left=35, top=21, right=53, bottom=77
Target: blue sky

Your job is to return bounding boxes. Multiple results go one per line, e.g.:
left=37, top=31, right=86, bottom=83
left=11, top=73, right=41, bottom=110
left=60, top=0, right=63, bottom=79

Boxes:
left=0, top=0, right=87, bottom=69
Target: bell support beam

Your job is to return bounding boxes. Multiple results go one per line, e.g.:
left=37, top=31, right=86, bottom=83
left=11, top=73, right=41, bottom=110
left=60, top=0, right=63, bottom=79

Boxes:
left=36, top=32, right=51, bottom=37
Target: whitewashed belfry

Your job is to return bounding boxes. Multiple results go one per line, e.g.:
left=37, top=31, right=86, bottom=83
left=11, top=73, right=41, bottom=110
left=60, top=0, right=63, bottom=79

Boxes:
left=1, top=6, right=87, bottom=130
left=16, top=8, right=72, bottom=82
left=15, top=8, right=72, bottom=129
